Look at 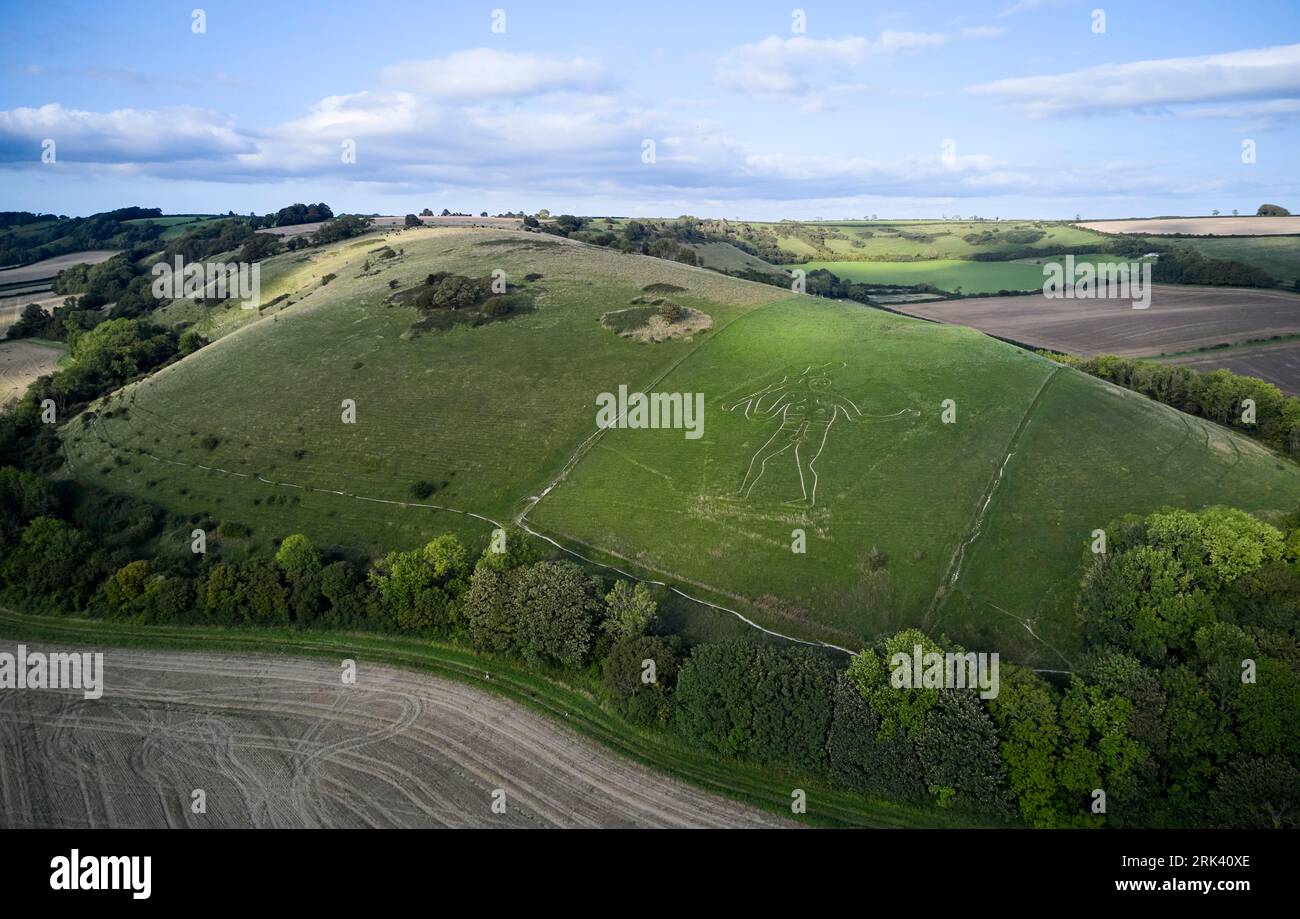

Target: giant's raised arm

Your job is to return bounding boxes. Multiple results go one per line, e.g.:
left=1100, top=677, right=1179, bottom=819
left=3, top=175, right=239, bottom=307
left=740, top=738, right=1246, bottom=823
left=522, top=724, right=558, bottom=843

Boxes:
left=725, top=376, right=791, bottom=416
left=750, top=390, right=793, bottom=421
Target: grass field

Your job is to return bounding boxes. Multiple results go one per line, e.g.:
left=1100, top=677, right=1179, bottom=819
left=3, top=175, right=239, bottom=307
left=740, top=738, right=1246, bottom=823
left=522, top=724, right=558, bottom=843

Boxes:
left=150, top=243, right=357, bottom=341
left=528, top=292, right=1300, bottom=660
left=125, top=214, right=227, bottom=241
left=802, top=258, right=1049, bottom=293
left=59, top=227, right=1300, bottom=662
left=940, top=368, right=1300, bottom=662
left=738, top=219, right=1111, bottom=263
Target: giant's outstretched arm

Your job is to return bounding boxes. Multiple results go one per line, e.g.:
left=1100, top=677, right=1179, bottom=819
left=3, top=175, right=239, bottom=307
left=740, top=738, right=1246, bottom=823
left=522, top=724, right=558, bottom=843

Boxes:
left=838, top=395, right=919, bottom=422
left=847, top=407, right=921, bottom=422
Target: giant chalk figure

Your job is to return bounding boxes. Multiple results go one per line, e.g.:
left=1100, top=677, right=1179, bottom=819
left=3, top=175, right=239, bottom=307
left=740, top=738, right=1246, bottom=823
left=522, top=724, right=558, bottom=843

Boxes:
left=725, top=362, right=917, bottom=508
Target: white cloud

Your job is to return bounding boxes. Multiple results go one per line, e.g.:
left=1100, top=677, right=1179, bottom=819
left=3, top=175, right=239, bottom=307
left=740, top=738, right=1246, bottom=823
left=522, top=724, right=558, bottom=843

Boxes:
left=0, top=37, right=1220, bottom=211
left=0, top=83, right=1178, bottom=206
left=715, top=32, right=949, bottom=96
left=275, top=91, right=427, bottom=138
left=968, top=42, right=1300, bottom=116
left=379, top=49, right=606, bottom=100
left=0, top=103, right=253, bottom=163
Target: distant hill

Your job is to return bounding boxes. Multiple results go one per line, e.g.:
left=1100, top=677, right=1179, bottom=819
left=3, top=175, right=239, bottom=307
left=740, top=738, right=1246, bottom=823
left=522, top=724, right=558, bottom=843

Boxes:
left=0, top=207, right=168, bottom=268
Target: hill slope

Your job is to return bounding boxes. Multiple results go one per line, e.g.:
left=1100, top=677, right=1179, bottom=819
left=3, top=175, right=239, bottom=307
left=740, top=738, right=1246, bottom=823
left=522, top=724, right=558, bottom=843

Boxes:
left=60, top=227, right=1300, bottom=663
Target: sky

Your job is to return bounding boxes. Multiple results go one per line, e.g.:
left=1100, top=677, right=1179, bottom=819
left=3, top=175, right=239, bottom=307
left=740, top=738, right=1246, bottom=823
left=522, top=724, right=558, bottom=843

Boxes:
left=1, top=0, right=1298, bottom=220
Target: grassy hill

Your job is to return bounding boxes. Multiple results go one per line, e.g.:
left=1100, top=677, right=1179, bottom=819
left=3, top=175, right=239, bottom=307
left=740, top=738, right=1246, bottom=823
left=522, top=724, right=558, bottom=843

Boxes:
left=721, top=219, right=1109, bottom=263
left=62, top=228, right=789, bottom=561
left=124, top=214, right=227, bottom=241
left=60, top=226, right=1300, bottom=663
left=689, top=240, right=789, bottom=278
left=1137, top=234, right=1300, bottom=286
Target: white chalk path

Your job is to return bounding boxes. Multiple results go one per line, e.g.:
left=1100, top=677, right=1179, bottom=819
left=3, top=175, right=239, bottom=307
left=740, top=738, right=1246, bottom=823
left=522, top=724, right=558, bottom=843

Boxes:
left=926, top=365, right=1076, bottom=672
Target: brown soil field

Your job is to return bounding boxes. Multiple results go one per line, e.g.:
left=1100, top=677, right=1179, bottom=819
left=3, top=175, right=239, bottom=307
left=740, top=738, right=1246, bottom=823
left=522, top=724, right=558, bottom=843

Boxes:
left=258, top=216, right=524, bottom=239
left=0, top=249, right=119, bottom=285
left=1164, top=339, right=1300, bottom=395
left=0, top=641, right=791, bottom=829
left=1077, top=216, right=1300, bottom=236
left=897, top=285, right=1300, bottom=358
left=0, top=340, right=65, bottom=408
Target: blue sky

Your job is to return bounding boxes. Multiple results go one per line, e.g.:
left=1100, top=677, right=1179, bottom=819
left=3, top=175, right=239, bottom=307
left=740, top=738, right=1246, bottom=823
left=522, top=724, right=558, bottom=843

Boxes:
left=1, top=0, right=1298, bottom=219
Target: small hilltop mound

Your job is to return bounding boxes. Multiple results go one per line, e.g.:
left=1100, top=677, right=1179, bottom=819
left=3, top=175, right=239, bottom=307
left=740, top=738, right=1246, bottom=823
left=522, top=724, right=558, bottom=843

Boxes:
left=601, top=300, right=713, bottom=342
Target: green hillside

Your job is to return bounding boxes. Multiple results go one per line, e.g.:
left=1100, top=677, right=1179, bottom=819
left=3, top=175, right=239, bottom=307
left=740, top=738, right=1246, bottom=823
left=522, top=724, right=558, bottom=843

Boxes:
left=800, top=258, right=1045, bottom=293
left=722, top=219, right=1109, bottom=263
left=1138, top=234, right=1300, bottom=285
left=60, top=226, right=1300, bottom=661
left=61, top=227, right=789, bottom=560
left=936, top=368, right=1300, bottom=662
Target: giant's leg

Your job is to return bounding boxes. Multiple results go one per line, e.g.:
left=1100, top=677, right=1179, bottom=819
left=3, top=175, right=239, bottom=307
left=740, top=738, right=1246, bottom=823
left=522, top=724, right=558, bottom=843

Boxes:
left=734, top=423, right=796, bottom=498
left=787, top=420, right=834, bottom=508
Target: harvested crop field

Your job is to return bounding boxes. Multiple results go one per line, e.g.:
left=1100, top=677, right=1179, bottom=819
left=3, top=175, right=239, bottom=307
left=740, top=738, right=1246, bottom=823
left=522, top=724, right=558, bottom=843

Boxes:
left=1077, top=216, right=1300, bottom=236
left=897, top=284, right=1300, bottom=357
left=0, top=641, right=789, bottom=829
left=0, top=291, right=63, bottom=336
left=1163, top=339, right=1300, bottom=395
left=0, top=249, right=119, bottom=285
left=0, top=339, right=65, bottom=407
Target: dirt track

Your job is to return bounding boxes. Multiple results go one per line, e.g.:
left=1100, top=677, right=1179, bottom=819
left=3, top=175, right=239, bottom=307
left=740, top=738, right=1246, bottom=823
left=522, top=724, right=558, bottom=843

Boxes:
left=0, top=641, right=790, bottom=829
